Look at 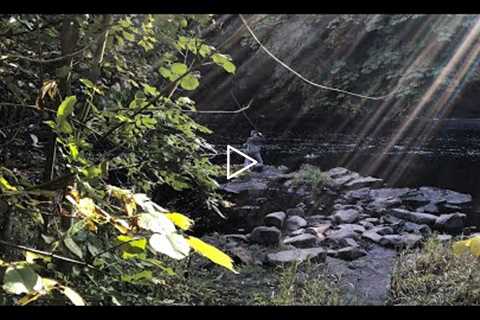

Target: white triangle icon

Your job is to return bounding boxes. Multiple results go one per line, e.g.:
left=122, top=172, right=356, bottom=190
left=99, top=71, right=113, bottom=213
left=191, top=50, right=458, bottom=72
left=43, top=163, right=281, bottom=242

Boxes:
left=227, top=145, right=258, bottom=180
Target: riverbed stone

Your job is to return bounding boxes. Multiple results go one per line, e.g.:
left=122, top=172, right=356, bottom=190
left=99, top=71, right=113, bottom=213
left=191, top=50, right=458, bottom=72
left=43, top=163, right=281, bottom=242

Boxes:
left=285, top=215, right=308, bottom=231
left=306, top=215, right=331, bottom=226
left=266, top=248, right=326, bottom=265
left=345, top=176, right=383, bottom=190
left=264, top=211, right=286, bottom=229
left=362, top=230, right=382, bottom=243
left=399, top=222, right=432, bottom=236
left=333, top=209, right=360, bottom=224
left=380, top=233, right=422, bottom=249
left=390, top=208, right=438, bottom=226
left=250, top=226, right=281, bottom=246
left=327, top=224, right=365, bottom=241
left=371, top=226, right=394, bottom=235
left=334, top=246, right=367, bottom=261
left=283, top=234, right=320, bottom=248
left=434, top=213, right=466, bottom=233
left=286, top=207, right=305, bottom=217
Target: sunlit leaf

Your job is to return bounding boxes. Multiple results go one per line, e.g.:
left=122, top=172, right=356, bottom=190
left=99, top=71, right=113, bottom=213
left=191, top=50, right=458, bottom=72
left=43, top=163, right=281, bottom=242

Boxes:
left=180, top=74, right=199, bottom=91
left=121, top=271, right=153, bottom=284
left=149, top=233, right=190, bottom=260
left=3, top=264, right=43, bottom=295
left=64, top=237, right=83, bottom=260
left=171, top=63, right=188, bottom=75
left=165, top=212, right=193, bottom=231
left=0, top=176, right=17, bottom=191
left=56, top=96, right=77, bottom=120
left=137, top=213, right=175, bottom=234
left=187, top=236, right=237, bottom=273
left=62, top=286, right=86, bottom=306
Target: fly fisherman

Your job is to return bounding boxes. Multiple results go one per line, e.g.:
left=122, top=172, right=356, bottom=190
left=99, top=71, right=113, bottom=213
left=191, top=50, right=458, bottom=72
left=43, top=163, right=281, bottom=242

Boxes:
left=243, top=130, right=265, bottom=167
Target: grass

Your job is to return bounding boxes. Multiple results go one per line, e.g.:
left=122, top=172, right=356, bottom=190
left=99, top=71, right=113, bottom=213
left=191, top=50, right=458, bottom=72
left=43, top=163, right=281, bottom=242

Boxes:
left=389, top=236, right=480, bottom=305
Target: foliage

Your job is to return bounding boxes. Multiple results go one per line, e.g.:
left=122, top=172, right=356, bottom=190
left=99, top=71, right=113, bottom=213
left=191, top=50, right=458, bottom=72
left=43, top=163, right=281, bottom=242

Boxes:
left=389, top=236, right=480, bottom=305
left=0, top=14, right=238, bottom=305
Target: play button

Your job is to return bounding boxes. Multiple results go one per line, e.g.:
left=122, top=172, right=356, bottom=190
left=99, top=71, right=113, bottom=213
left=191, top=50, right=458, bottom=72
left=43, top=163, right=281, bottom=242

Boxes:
left=226, top=145, right=258, bottom=180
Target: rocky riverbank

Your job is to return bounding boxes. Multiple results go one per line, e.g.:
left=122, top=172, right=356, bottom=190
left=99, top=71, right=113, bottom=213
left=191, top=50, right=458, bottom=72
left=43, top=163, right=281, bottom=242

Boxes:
left=208, top=163, right=475, bottom=304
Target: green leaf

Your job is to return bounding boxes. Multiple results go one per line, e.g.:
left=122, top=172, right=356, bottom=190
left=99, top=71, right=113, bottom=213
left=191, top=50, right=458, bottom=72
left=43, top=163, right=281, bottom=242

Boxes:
left=143, top=84, right=159, bottom=96
left=122, top=31, right=135, bottom=41
left=64, top=237, right=84, bottom=260
left=116, top=236, right=147, bottom=260
left=180, top=74, right=199, bottom=91
left=3, top=264, right=43, bottom=295
left=159, top=67, right=172, bottom=79
left=171, top=63, right=188, bottom=75
left=222, top=61, right=236, bottom=74
left=199, top=44, right=212, bottom=58
left=121, top=271, right=153, bottom=284
left=68, top=143, right=79, bottom=160
left=62, top=286, right=86, bottom=306
left=56, top=96, right=77, bottom=120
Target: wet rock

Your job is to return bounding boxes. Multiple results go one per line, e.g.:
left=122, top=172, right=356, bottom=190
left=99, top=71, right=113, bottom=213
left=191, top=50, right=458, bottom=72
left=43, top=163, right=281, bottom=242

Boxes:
left=400, top=192, right=431, bottom=207
left=250, top=226, right=281, bottom=246
left=365, top=217, right=380, bottom=225
left=283, top=234, right=320, bottom=248
left=399, top=222, right=432, bottom=236
left=344, top=187, right=371, bottom=201
left=306, top=215, right=331, bottom=226
left=345, top=176, right=383, bottom=190
left=326, top=167, right=350, bottom=179
left=286, top=207, right=305, bottom=217
left=334, top=246, right=367, bottom=261
left=266, top=248, right=326, bottom=265
left=370, top=226, right=394, bottom=235
left=390, top=208, right=437, bottom=226
left=417, top=203, right=440, bottom=214
left=366, top=198, right=402, bottom=213
left=327, top=224, right=365, bottom=241
left=419, top=187, right=472, bottom=207
left=369, top=188, right=412, bottom=200
left=434, top=213, right=466, bottom=233
left=340, top=238, right=360, bottom=248
left=264, top=211, right=286, bottom=229
left=288, top=228, right=306, bottom=237
left=362, top=230, right=382, bottom=243
left=333, top=209, right=360, bottom=224
left=381, top=214, right=405, bottom=227
left=358, top=220, right=375, bottom=230
left=285, top=215, right=307, bottom=231
left=380, top=234, right=422, bottom=249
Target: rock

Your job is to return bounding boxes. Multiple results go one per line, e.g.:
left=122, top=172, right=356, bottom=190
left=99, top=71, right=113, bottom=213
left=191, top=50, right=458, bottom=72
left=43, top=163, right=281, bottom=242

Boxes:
left=326, top=167, right=350, bottom=179
left=264, top=211, right=286, bottom=229
left=306, top=215, right=331, bottom=226
left=400, top=192, right=431, bottom=207
left=436, top=234, right=453, bottom=242
left=390, top=208, right=437, bottom=226
left=289, top=228, right=306, bottom=236
left=340, top=238, right=360, bottom=248
left=327, top=224, right=365, bottom=241
left=365, top=217, right=380, bottom=224
left=399, top=222, right=432, bottom=236
left=366, top=198, right=402, bottom=213
left=369, top=188, right=412, bottom=200
left=286, top=207, right=305, bottom=217
left=334, top=246, right=367, bottom=261
left=221, top=180, right=268, bottom=194
left=381, top=214, right=405, bottom=226
left=285, top=215, right=307, bottom=231
left=358, top=220, right=374, bottom=230
left=380, top=233, right=422, bottom=249
left=266, top=248, right=326, bottom=265
left=419, top=186, right=472, bottom=206
left=283, top=234, right=320, bottom=248
left=417, top=203, right=440, bottom=214
left=344, top=188, right=371, bottom=201
left=229, top=246, right=255, bottom=265
left=325, top=245, right=397, bottom=305
left=250, top=226, right=282, bottom=246
left=333, top=209, right=360, bottom=224
left=434, top=213, right=466, bottom=233
left=224, top=234, right=250, bottom=242
left=305, top=223, right=331, bottom=235
left=370, top=226, right=394, bottom=235
left=362, top=230, right=382, bottom=243
left=330, top=172, right=361, bottom=189
left=345, top=176, right=383, bottom=190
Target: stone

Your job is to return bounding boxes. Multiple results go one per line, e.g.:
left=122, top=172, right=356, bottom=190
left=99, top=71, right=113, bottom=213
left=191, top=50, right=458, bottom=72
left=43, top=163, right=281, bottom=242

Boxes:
left=399, top=222, right=432, bottom=236
left=334, top=246, right=367, bottom=261
left=326, top=167, right=350, bottom=179
left=371, top=226, right=394, bottom=235
left=417, top=203, right=440, bottom=214
left=340, top=238, right=360, bottom=248
left=419, top=186, right=472, bottom=206
left=264, top=211, right=286, bottom=229
left=365, top=217, right=380, bottom=224
left=345, top=176, right=383, bottom=190
left=229, top=246, right=255, bottom=265
left=434, top=213, right=466, bottom=234
left=369, top=187, right=412, bottom=200
left=286, top=207, right=305, bottom=217
left=285, top=215, right=307, bottom=231
left=366, top=198, right=402, bottom=213
left=283, top=234, right=320, bottom=248
left=224, top=234, right=250, bottom=242
left=221, top=180, right=268, bottom=194
left=380, top=233, right=422, bottom=249
left=306, top=215, right=331, bottom=226
left=305, top=223, right=331, bottom=235
left=327, top=224, right=365, bottom=241
left=250, top=226, right=281, bottom=246
left=362, top=230, right=382, bottom=243
left=436, top=234, right=453, bottom=242
left=289, top=228, right=306, bottom=236
left=381, top=214, right=405, bottom=226
left=358, top=220, right=375, bottom=230
left=344, top=187, right=371, bottom=201
left=266, top=248, right=326, bottom=265
left=333, top=209, right=360, bottom=224
left=331, top=172, right=361, bottom=188
left=390, top=208, right=437, bottom=226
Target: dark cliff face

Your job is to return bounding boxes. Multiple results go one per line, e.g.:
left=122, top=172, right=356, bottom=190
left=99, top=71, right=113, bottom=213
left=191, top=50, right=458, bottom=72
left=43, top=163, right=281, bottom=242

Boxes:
left=192, top=14, right=480, bottom=140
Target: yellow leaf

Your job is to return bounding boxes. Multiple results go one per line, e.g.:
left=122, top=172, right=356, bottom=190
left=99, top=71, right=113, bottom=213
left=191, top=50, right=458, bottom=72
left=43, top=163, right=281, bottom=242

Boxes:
left=187, top=236, right=237, bottom=273
left=124, top=196, right=136, bottom=217
left=0, top=176, right=17, bottom=192
left=62, top=286, right=86, bottom=306
left=453, top=239, right=473, bottom=256
left=165, top=213, right=193, bottom=231
left=17, top=292, right=44, bottom=305
left=78, top=198, right=96, bottom=218
left=111, top=217, right=130, bottom=234
left=470, top=236, right=480, bottom=256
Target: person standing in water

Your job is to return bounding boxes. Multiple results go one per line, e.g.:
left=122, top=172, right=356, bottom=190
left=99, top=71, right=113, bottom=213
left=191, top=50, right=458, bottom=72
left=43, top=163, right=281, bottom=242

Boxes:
left=243, top=130, right=265, bottom=167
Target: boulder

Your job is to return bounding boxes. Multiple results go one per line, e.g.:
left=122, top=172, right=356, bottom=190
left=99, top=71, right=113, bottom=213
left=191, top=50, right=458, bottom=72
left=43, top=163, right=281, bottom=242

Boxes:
left=358, top=220, right=375, bottom=230
left=340, top=237, right=360, bottom=248
left=283, top=234, right=320, bottom=248
left=370, top=226, right=394, bottom=235
left=327, top=224, right=365, bottom=241
left=434, top=213, right=466, bottom=234
left=417, top=203, right=440, bottom=214
left=306, top=215, right=331, bottom=226
left=362, top=230, right=383, bottom=243
left=344, top=176, right=383, bottom=190
left=334, top=246, right=368, bottom=261
left=333, top=209, right=360, bottom=224
left=266, top=248, right=326, bottom=265
left=380, top=234, right=422, bottom=249
left=264, top=211, right=286, bottom=229
left=326, top=167, right=350, bottom=179
left=286, top=207, right=305, bottom=217
left=399, top=222, right=432, bottom=236
left=285, top=215, right=308, bottom=231
left=390, top=208, right=437, bottom=226
left=344, top=187, right=371, bottom=201
left=250, top=226, right=282, bottom=246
